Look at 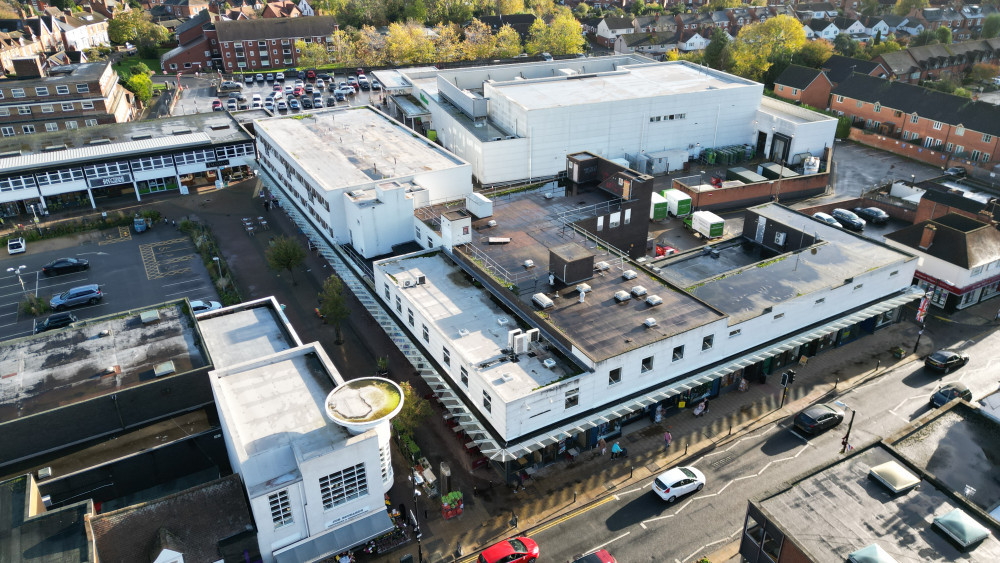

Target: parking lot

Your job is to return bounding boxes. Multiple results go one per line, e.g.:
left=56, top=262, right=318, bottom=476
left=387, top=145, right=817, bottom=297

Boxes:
left=172, top=70, right=382, bottom=116
left=0, top=227, right=219, bottom=340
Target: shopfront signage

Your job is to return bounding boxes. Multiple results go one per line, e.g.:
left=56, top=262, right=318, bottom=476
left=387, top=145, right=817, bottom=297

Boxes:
left=87, top=174, right=131, bottom=188
left=205, top=159, right=230, bottom=168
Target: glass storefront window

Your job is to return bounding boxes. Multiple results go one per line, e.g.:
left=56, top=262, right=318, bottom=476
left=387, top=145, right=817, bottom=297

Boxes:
left=745, top=513, right=764, bottom=544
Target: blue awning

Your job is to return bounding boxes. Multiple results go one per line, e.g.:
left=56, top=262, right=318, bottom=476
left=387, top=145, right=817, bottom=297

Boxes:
left=274, top=510, right=394, bottom=563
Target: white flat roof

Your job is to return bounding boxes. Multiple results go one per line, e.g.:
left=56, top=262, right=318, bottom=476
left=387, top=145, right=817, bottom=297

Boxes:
left=254, top=107, right=466, bottom=193
left=379, top=254, right=574, bottom=403
left=488, top=62, right=758, bottom=111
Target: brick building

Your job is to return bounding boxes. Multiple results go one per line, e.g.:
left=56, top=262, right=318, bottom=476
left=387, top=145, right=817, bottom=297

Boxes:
left=831, top=73, right=1000, bottom=168
left=160, top=10, right=218, bottom=73
left=0, top=57, right=135, bottom=137
left=774, top=65, right=833, bottom=109
left=874, top=37, right=1000, bottom=83
left=216, top=16, right=337, bottom=73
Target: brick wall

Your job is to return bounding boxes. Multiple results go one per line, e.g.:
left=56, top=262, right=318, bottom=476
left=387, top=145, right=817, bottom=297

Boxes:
left=671, top=164, right=831, bottom=212
left=775, top=80, right=831, bottom=110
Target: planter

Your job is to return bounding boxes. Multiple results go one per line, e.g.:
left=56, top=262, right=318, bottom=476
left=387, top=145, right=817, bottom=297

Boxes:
left=891, top=346, right=906, bottom=360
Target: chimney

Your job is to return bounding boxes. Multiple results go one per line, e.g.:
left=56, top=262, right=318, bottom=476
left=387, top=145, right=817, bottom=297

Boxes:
left=12, top=55, right=46, bottom=78
left=919, top=224, right=937, bottom=250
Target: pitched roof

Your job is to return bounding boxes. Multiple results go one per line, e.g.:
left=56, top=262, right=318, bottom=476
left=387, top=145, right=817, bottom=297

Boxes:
left=601, top=16, right=633, bottom=29
left=833, top=16, right=859, bottom=29
left=774, top=64, right=826, bottom=89
left=620, top=30, right=677, bottom=48
left=797, top=2, right=836, bottom=11
left=833, top=73, right=1000, bottom=136
left=807, top=19, right=835, bottom=32
left=884, top=213, right=1000, bottom=269
left=215, top=15, right=337, bottom=42
left=822, top=54, right=886, bottom=83
left=876, top=49, right=918, bottom=74
left=175, top=8, right=211, bottom=35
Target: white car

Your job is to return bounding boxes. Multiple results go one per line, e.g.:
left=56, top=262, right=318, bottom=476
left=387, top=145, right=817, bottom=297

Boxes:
left=652, top=466, right=705, bottom=503
left=252, top=93, right=262, bottom=103
left=315, top=78, right=324, bottom=89
left=264, top=100, right=274, bottom=111
left=251, top=101, right=262, bottom=109
left=7, top=237, right=26, bottom=254
left=812, top=212, right=842, bottom=229
left=276, top=99, right=287, bottom=111
left=190, top=300, right=222, bottom=314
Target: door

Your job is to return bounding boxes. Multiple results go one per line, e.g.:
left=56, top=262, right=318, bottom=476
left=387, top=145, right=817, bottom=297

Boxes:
left=754, top=217, right=767, bottom=244
left=770, top=133, right=791, bottom=163
left=756, top=131, right=767, bottom=156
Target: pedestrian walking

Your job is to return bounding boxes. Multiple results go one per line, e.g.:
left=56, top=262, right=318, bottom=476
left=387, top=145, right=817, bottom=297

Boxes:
left=664, top=430, right=672, bottom=449
left=598, top=437, right=607, bottom=456
left=703, top=399, right=710, bottom=414
left=611, top=442, right=622, bottom=460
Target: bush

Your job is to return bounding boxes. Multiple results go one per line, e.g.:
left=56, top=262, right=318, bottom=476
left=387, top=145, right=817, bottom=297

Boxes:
left=19, top=294, right=50, bottom=317
left=178, top=220, right=244, bottom=306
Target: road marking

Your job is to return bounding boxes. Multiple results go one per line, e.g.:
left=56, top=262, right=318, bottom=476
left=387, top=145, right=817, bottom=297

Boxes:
left=164, top=288, right=206, bottom=297
left=789, top=430, right=809, bottom=443
left=701, top=425, right=777, bottom=459
left=585, top=531, right=630, bottom=554
left=681, top=526, right=743, bottom=563
left=140, top=238, right=196, bottom=280
left=99, top=226, right=132, bottom=245
left=530, top=495, right=617, bottom=536
left=161, top=279, right=204, bottom=287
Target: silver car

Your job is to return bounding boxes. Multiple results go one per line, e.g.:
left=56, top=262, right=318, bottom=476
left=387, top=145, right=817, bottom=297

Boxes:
left=50, top=284, right=102, bottom=310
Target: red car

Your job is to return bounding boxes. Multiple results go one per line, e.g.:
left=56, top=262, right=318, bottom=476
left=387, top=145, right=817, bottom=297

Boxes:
left=211, top=99, right=223, bottom=111
left=572, top=549, right=617, bottom=563
left=293, top=87, right=304, bottom=97
left=478, top=537, right=539, bottom=563
left=305, top=69, right=316, bottom=79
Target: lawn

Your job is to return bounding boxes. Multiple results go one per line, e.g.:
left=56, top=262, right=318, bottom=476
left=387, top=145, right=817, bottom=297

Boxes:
left=113, top=49, right=169, bottom=76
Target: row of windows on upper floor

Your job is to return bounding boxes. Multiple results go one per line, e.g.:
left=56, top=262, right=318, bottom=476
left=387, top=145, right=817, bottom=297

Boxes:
left=0, top=84, right=91, bottom=99
left=835, top=96, right=995, bottom=143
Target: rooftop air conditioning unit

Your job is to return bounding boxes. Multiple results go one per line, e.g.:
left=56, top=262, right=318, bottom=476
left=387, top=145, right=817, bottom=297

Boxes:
left=646, top=295, right=663, bottom=306
left=614, top=290, right=631, bottom=302
left=500, top=373, right=514, bottom=382
left=37, top=467, right=52, bottom=479
left=576, top=283, right=592, bottom=294
left=631, top=286, right=647, bottom=297
left=623, top=269, right=637, bottom=280
left=487, top=220, right=498, bottom=227
left=644, top=317, right=657, bottom=328
left=497, top=316, right=509, bottom=326
left=403, top=279, right=414, bottom=288
left=417, top=275, right=426, bottom=284
left=524, top=259, right=535, bottom=268
left=458, top=328, right=470, bottom=337
left=543, top=358, right=556, bottom=369
left=596, top=261, right=610, bottom=271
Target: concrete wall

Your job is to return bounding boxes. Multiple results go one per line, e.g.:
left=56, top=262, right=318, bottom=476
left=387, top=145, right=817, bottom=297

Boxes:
left=672, top=171, right=829, bottom=212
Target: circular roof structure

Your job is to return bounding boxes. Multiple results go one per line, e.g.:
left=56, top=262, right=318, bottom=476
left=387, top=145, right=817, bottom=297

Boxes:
left=325, top=377, right=403, bottom=434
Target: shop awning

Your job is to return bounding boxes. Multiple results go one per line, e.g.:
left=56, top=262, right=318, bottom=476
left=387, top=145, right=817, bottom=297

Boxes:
left=274, top=510, right=394, bottom=563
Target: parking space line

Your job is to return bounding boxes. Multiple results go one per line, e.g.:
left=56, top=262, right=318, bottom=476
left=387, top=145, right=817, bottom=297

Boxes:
left=99, top=226, right=132, bottom=245
left=139, top=238, right=198, bottom=280
left=161, top=279, right=203, bottom=287
left=165, top=288, right=207, bottom=297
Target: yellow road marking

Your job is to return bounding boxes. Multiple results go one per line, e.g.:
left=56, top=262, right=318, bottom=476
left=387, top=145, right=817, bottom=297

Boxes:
left=98, top=226, right=132, bottom=246
left=139, top=238, right=197, bottom=280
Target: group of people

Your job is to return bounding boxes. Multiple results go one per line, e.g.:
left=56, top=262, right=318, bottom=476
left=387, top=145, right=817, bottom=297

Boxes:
left=596, top=438, right=628, bottom=459
left=593, top=398, right=713, bottom=460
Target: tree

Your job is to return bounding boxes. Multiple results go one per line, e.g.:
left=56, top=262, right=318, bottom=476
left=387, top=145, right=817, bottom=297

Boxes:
left=498, top=0, right=524, bottom=14
left=969, top=62, right=1000, bottom=82
left=703, top=27, right=730, bottom=70
left=873, top=29, right=882, bottom=45
left=867, top=39, right=902, bottom=59
left=464, top=18, right=497, bottom=59
left=893, top=0, right=927, bottom=16
left=935, top=26, right=952, bottom=45
left=434, top=22, right=463, bottom=62
left=265, top=236, right=306, bottom=285
left=353, top=25, right=387, bottom=66
left=984, top=14, right=1000, bottom=39
left=386, top=22, right=436, bottom=64
left=295, top=39, right=331, bottom=68
left=318, top=275, right=351, bottom=344
left=124, top=73, right=152, bottom=103
left=545, top=8, right=585, bottom=55
left=404, top=0, right=428, bottom=22
left=833, top=33, right=859, bottom=57
left=573, top=2, right=590, bottom=18
left=528, top=0, right=555, bottom=18
left=793, top=39, right=833, bottom=68
left=495, top=23, right=523, bottom=57
left=108, top=9, right=152, bottom=44
left=860, top=0, right=879, bottom=16
left=391, top=381, right=433, bottom=443
left=329, top=28, right=356, bottom=64
left=707, top=0, right=741, bottom=9
left=910, top=28, right=938, bottom=47
left=630, top=0, right=646, bottom=15
left=729, top=15, right=806, bottom=81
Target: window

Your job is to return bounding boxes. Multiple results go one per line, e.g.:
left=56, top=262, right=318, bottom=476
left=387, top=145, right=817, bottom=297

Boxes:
left=11, top=88, right=25, bottom=98
left=910, top=114, right=919, bottom=124
left=792, top=88, right=799, bottom=95
left=422, top=324, right=429, bottom=343
left=0, top=108, right=6, bottom=116
left=933, top=121, right=943, bottom=130
left=746, top=514, right=765, bottom=544
left=672, top=345, right=684, bottom=361
left=972, top=149, right=982, bottom=161
left=85, top=119, right=97, bottom=127
left=777, top=85, right=783, bottom=91
left=41, top=104, right=53, bottom=113
left=972, top=265, right=984, bottom=276
left=483, top=391, right=492, bottom=413
left=983, top=153, right=990, bottom=163
left=955, top=126, right=964, bottom=136
left=407, top=308, right=414, bottom=326
left=873, top=102, right=880, bottom=112
left=35, top=86, right=49, bottom=96
left=984, top=134, right=993, bottom=143
left=946, top=142, right=954, bottom=152
left=565, top=389, right=579, bottom=409
left=319, top=463, right=368, bottom=509
left=65, top=121, right=77, bottom=129
left=268, top=490, right=293, bottom=528
left=17, top=106, right=31, bottom=115
left=856, top=100, right=863, bottom=108
left=956, top=145, right=965, bottom=154
left=609, top=367, right=622, bottom=385
left=729, top=329, right=741, bottom=338
left=702, top=335, right=714, bottom=351
left=22, top=125, right=35, bottom=134
left=835, top=95, right=844, bottom=103
left=460, top=366, right=468, bottom=386
left=395, top=295, right=401, bottom=313
left=205, top=50, right=211, bottom=57
left=45, top=123, right=57, bottom=132
left=76, top=84, right=90, bottom=93
left=0, top=126, right=12, bottom=138
left=641, top=356, right=654, bottom=372
left=442, top=347, right=451, bottom=367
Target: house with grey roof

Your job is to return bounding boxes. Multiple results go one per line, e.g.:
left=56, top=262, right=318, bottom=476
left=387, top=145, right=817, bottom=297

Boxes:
left=774, top=64, right=833, bottom=108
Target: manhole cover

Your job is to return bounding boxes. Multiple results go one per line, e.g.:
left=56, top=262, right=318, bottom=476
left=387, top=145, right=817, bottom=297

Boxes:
left=710, top=454, right=735, bottom=469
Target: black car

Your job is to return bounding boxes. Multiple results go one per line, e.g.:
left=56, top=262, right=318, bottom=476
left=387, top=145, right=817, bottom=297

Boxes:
left=853, top=207, right=889, bottom=225
left=944, top=167, right=966, bottom=177
left=930, top=382, right=973, bottom=407
left=34, top=312, right=78, bottom=334
left=301, top=97, right=313, bottom=109
left=42, top=257, right=90, bottom=276
left=831, top=208, right=865, bottom=231
left=793, top=403, right=844, bottom=434
left=317, top=72, right=332, bottom=80
left=297, top=70, right=306, bottom=80
left=327, top=96, right=338, bottom=106
left=335, top=91, right=346, bottom=102
left=924, top=349, right=970, bottom=372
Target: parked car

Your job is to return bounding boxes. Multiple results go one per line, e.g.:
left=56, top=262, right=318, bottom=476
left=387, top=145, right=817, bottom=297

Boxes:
left=571, top=550, right=617, bottom=563
left=7, top=236, right=26, bottom=254
left=371, top=79, right=382, bottom=91
left=300, top=97, right=312, bottom=109
left=358, top=75, right=370, bottom=90
left=265, top=73, right=275, bottom=82
left=327, top=96, right=338, bottom=106
left=793, top=403, right=844, bottom=435
left=219, top=80, right=241, bottom=90
left=251, top=101, right=263, bottom=109
left=334, top=91, right=346, bottom=102
left=347, top=75, right=358, bottom=87
left=477, top=537, right=539, bottom=563
left=653, top=466, right=705, bottom=502
left=944, top=167, right=966, bottom=177
left=226, top=99, right=238, bottom=111
left=255, top=73, right=264, bottom=82
left=315, top=78, right=325, bottom=90
left=317, top=72, right=332, bottom=80
left=284, top=85, right=294, bottom=96
left=924, top=349, right=970, bottom=373
left=42, top=257, right=89, bottom=276
left=243, top=74, right=254, bottom=84
left=293, top=86, right=304, bottom=97
left=212, top=99, right=223, bottom=111
left=252, top=93, right=262, bottom=103
left=50, top=284, right=102, bottom=310
left=853, top=207, right=889, bottom=225
left=275, top=72, right=285, bottom=82
left=276, top=99, right=288, bottom=111
left=930, top=382, right=973, bottom=408
left=190, top=300, right=222, bottom=314
left=297, top=70, right=306, bottom=80
left=812, top=212, right=842, bottom=228
left=831, top=208, right=866, bottom=231
left=34, top=312, right=78, bottom=334
left=306, top=69, right=316, bottom=79
left=304, top=83, right=314, bottom=94
left=289, top=98, right=301, bottom=110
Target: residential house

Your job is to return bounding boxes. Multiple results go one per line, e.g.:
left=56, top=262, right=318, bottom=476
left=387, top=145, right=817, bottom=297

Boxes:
left=160, top=9, right=217, bottom=73
left=919, top=7, right=963, bottom=34
left=678, top=31, right=710, bottom=52
left=594, top=16, right=634, bottom=47
left=261, top=0, right=301, bottom=18
left=833, top=16, right=866, bottom=36
left=831, top=73, right=1000, bottom=168
left=46, top=10, right=110, bottom=52
left=0, top=30, right=47, bottom=76
left=215, top=16, right=338, bottom=72
left=614, top=31, right=677, bottom=55
left=899, top=16, right=924, bottom=36
left=885, top=214, right=1000, bottom=310
left=676, top=12, right=715, bottom=35
left=804, top=19, right=838, bottom=40
left=225, top=7, right=255, bottom=19
left=822, top=54, right=888, bottom=85
left=634, top=14, right=678, bottom=33
left=873, top=37, right=1000, bottom=82
left=774, top=64, right=833, bottom=109
left=858, top=15, right=890, bottom=39
left=0, top=57, right=136, bottom=137
left=86, top=0, right=130, bottom=19
left=155, top=0, right=211, bottom=18
left=709, top=10, right=731, bottom=32
left=795, top=2, right=838, bottom=19
left=0, top=17, right=62, bottom=53
left=298, top=0, right=315, bottom=16
left=476, top=14, right=537, bottom=41
left=960, top=3, right=996, bottom=34
left=728, top=7, right=752, bottom=30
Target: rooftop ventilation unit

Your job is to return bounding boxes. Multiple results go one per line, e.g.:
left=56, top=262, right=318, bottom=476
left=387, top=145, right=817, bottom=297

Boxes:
left=458, top=328, right=470, bottom=337
left=631, top=286, right=647, bottom=297
left=614, top=290, right=631, bottom=302
left=623, top=269, right=637, bottom=280
left=417, top=275, right=426, bottom=284
left=596, top=261, right=610, bottom=271
left=88, top=138, right=111, bottom=145
left=644, top=317, right=657, bottom=328
left=487, top=220, right=497, bottom=227
left=507, top=328, right=524, bottom=349
left=132, top=134, right=153, bottom=141
left=139, top=310, right=161, bottom=324
left=402, top=279, right=414, bottom=288
left=500, top=373, right=515, bottom=383
left=154, top=360, right=176, bottom=377
left=543, top=358, right=556, bottom=369
left=576, top=283, right=592, bottom=294
left=37, top=467, right=52, bottom=479
left=524, top=259, right=535, bottom=268
left=497, top=316, right=509, bottom=326
left=646, top=295, right=663, bottom=306
left=172, top=129, right=192, bottom=135
left=43, top=144, right=66, bottom=152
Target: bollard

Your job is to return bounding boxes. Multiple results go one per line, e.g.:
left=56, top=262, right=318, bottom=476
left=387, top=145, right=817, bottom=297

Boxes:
left=685, top=443, right=688, bottom=455
left=630, top=466, right=634, bottom=479
left=876, top=359, right=880, bottom=371
left=574, top=492, right=577, bottom=503
left=729, top=424, right=733, bottom=436
left=835, top=377, right=839, bottom=389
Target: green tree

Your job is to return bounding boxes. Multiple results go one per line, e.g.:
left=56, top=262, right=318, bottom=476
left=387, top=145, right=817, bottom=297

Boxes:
left=464, top=18, right=498, bottom=59
left=867, top=39, right=902, bottom=59
left=984, top=14, right=1000, bottom=39
left=545, top=8, right=585, bottom=54
left=386, top=21, right=436, bottom=64
left=434, top=22, right=463, bottom=62
left=729, top=15, right=806, bottom=81
left=573, top=2, right=590, bottom=18
left=130, top=61, right=152, bottom=76
left=498, top=0, right=524, bottom=14
left=833, top=33, right=859, bottom=57
left=124, top=72, right=152, bottom=103
left=860, top=0, right=879, bottom=16
left=353, top=25, right=387, bottom=66
left=707, top=0, right=741, bottom=8
left=935, top=26, right=952, bottom=44
left=108, top=9, right=151, bottom=44
left=294, top=39, right=331, bottom=67
left=391, top=381, right=433, bottom=443
left=630, top=0, right=646, bottom=15
left=265, top=236, right=306, bottom=285
left=329, top=28, right=356, bottom=64
left=703, top=27, right=730, bottom=70
left=969, top=62, right=1000, bottom=82
left=793, top=39, right=833, bottom=68
left=893, top=0, right=928, bottom=16
left=318, top=275, right=351, bottom=344
left=528, top=0, right=555, bottom=18
left=495, top=23, right=523, bottom=57
left=873, top=29, right=882, bottom=45
left=910, top=28, right=938, bottom=47
left=404, top=0, right=428, bottom=22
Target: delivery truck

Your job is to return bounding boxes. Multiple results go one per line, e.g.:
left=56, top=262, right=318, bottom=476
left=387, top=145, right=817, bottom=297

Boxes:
left=662, top=189, right=692, bottom=217
left=650, top=192, right=669, bottom=221
left=683, top=211, right=725, bottom=239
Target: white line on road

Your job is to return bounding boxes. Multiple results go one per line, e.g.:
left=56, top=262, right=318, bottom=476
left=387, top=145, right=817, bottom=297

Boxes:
left=700, top=425, right=777, bottom=459
left=161, top=279, right=204, bottom=287
left=682, top=526, right=743, bottom=563
left=789, top=429, right=810, bottom=443
left=164, top=288, right=206, bottom=297
left=585, top=532, right=630, bottom=555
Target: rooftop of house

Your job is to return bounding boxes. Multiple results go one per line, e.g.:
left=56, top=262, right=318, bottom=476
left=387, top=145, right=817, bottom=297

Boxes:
left=774, top=64, right=826, bottom=89
left=0, top=59, right=107, bottom=83
left=821, top=54, right=887, bottom=84
left=0, top=303, right=210, bottom=421
left=214, top=14, right=337, bottom=42
left=1, top=474, right=96, bottom=562
left=198, top=301, right=354, bottom=497
left=0, top=112, right=253, bottom=175
left=89, top=474, right=254, bottom=563
left=884, top=213, right=1000, bottom=269
left=253, top=107, right=467, bottom=193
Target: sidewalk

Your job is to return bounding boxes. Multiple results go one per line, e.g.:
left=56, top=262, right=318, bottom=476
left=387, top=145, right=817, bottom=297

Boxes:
left=13, top=184, right=999, bottom=563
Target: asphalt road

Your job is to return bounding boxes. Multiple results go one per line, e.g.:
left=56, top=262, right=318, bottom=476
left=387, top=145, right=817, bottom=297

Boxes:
left=527, top=326, right=1000, bottom=563
left=825, top=141, right=942, bottom=202
left=0, top=225, right=219, bottom=340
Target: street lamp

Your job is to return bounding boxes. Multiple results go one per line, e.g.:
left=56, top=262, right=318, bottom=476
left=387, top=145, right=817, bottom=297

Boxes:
left=212, top=256, right=222, bottom=278
left=7, top=265, right=28, bottom=295
left=835, top=400, right=856, bottom=454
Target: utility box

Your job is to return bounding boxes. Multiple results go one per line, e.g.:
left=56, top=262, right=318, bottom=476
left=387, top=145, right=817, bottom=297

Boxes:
left=465, top=192, right=493, bottom=218
left=691, top=211, right=725, bottom=239
left=726, top=167, right=767, bottom=184
left=662, top=189, right=692, bottom=217
left=757, top=162, right=799, bottom=180
left=549, top=242, right=594, bottom=285
left=650, top=192, right=668, bottom=221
